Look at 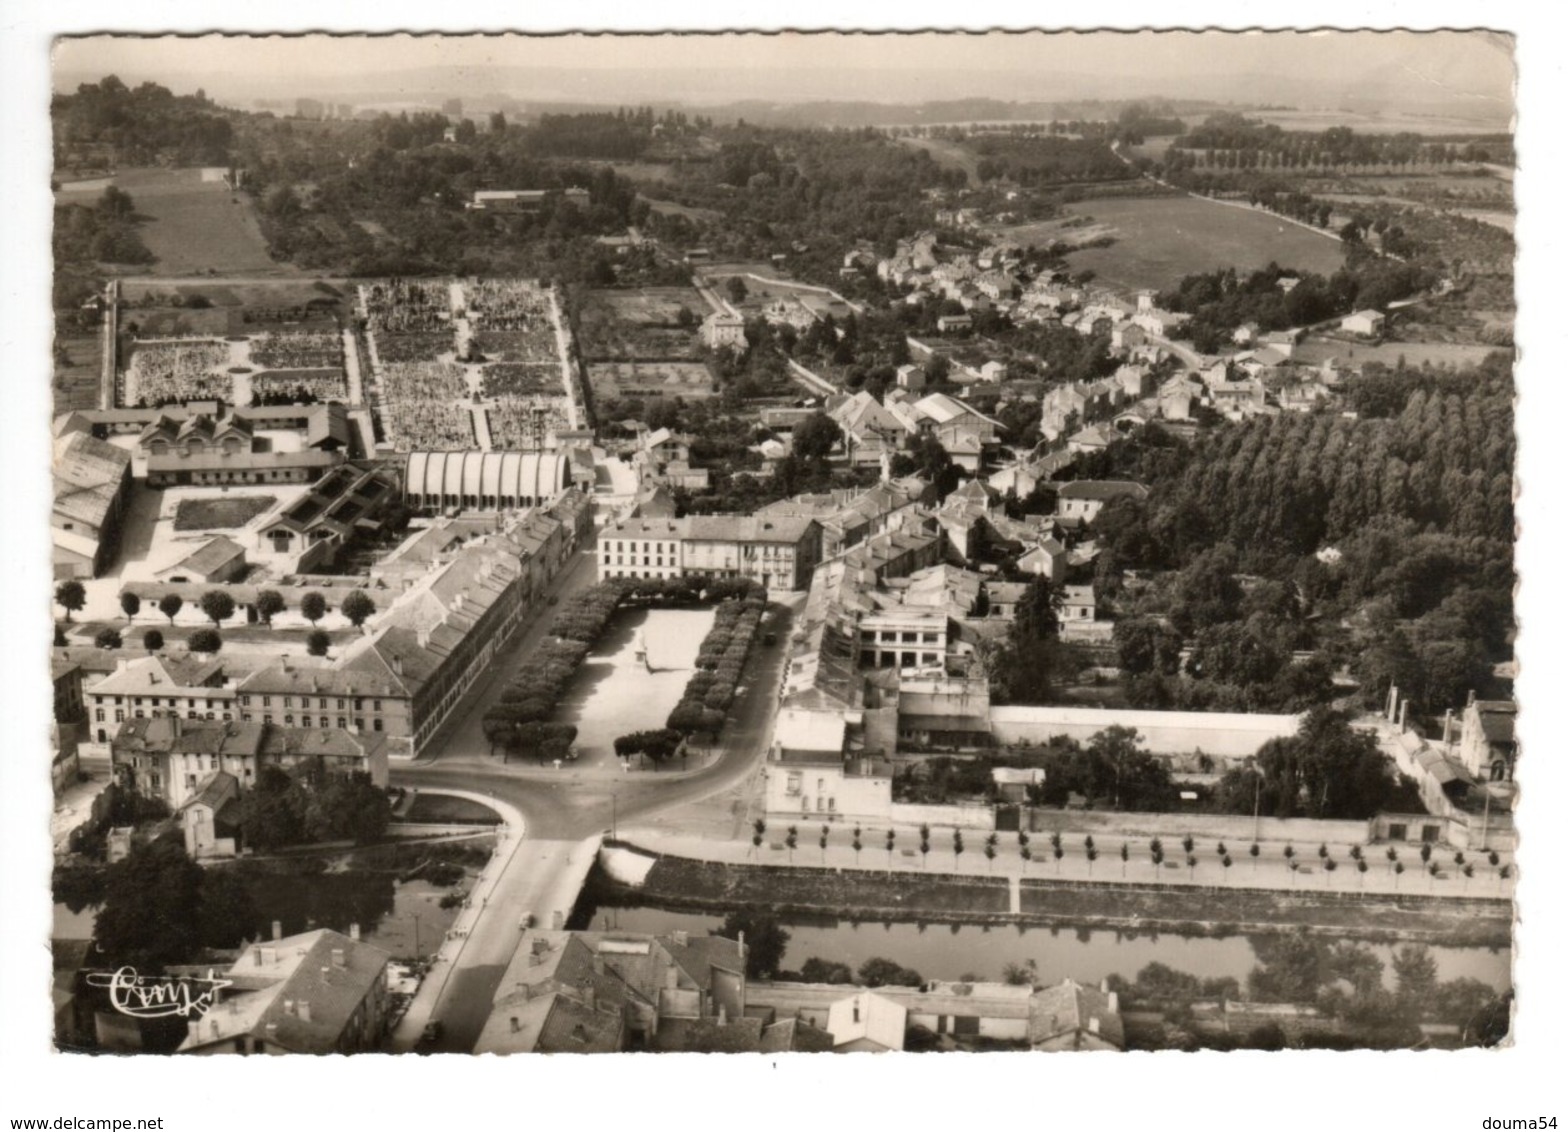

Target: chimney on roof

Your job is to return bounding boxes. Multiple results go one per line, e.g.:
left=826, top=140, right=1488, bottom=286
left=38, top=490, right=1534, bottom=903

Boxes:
left=510, top=1015, right=521, bottom=1033
left=252, top=945, right=263, bottom=967
left=1088, top=1016, right=1101, bottom=1035
left=332, top=948, right=345, bottom=968
left=392, top=654, right=403, bottom=676
left=272, top=920, right=282, bottom=941
left=298, top=1000, right=311, bottom=1023
left=670, top=930, right=689, bottom=948
left=349, top=923, right=360, bottom=941
left=283, top=999, right=295, bottom=1016
left=1108, top=991, right=1119, bottom=1014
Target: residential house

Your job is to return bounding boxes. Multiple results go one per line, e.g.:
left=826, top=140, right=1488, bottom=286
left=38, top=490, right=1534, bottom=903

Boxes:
left=1457, top=695, right=1517, bottom=783
left=830, top=391, right=914, bottom=469
left=936, top=314, right=972, bottom=334
left=1055, top=480, right=1150, bottom=526
left=701, top=311, right=748, bottom=351
left=111, top=716, right=388, bottom=812
left=895, top=364, right=926, bottom=391
left=178, top=770, right=243, bottom=858
left=1211, top=378, right=1270, bottom=420
left=1061, top=584, right=1096, bottom=624
left=86, top=654, right=237, bottom=745
left=1017, top=536, right=1069, bottom=583
left=1111, top=322, right=1148, bottom=352
left=53, top=659, right=86, bottom=790
left=827, top=991, right=907, bottom=1052
left=1114, top=363, right=1155, bottom=401
left=1067, top=422, right=1118, bottom=455
left=1340, top=309, right=1386, bottom=338
left=178, top=928, right=391, bottom=1054
left=1028, top=980, right=1124, bottom=1051
left=474, top=930, right=749, bottom=1054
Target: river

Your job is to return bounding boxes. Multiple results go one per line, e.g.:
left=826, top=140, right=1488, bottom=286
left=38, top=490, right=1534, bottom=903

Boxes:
left=587, top=904, right=1512, bottom=993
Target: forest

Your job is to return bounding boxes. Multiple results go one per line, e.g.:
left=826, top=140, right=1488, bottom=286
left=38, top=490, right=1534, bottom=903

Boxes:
left=52, top=75, right=235, bottom=169
left=1084, top=354, right=1513, bottom=719
left=1167, top=114, right=1513, bottom=168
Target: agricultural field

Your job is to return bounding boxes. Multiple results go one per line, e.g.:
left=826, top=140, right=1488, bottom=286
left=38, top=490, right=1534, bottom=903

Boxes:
left=119, top=279, right=348, bottom=336
left=638, top=196, right=721, bottom=223
left=1291, top=335, right=1503, bottom=370
left=1240, top=108, right=1513, bottom=135
left=85, top=168, right=287, bottom=277
left=1002, top=196, right=1347, bottom=293
left=893, top=133, right=981, bottom=184
left=709, top=273, right=857, bottom=321
left=578, top=287, right=705, bottom=361
left=587, top=361, right=717, bottom=401
left=53, top=333, right=103, bottom=414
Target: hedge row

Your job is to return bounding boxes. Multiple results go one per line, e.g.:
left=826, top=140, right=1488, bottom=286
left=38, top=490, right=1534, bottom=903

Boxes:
left=667, top=588, right=767, bottom=735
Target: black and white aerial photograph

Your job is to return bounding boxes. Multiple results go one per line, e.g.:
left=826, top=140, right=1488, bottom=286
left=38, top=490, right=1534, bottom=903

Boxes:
left=3, top=5, right=1559, bottom=1130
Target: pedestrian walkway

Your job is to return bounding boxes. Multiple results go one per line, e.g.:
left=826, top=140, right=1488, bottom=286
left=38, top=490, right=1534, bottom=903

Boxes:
left=615, top=822, right=1515, bottom=902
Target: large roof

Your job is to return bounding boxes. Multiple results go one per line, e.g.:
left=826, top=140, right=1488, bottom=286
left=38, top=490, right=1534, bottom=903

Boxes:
left=405, top=451, right=569, bottom=503
left=182, top=929, right=390, bottom=1054
left=52, top=432, right=130, bottom=529
left=1056, top=479, right=1149, bottom=502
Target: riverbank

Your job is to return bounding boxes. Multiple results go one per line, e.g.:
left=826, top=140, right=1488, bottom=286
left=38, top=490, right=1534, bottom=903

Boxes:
left=587, top=848, right=1512, bottom=948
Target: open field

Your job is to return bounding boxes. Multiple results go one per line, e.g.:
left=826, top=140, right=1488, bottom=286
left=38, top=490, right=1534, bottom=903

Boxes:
left=119, top=280, right=347, bottom=336
left=710, top=272, right=857, bottom=320
left=90, top=168, right=288, bottom=277
left=594, top=286, right=705, bottom=325
left=578, top=288, right=704, bottom=361
left=893, top=134, right=979, bottom=184
left=1239, top=109, right=1513, bottom=136
left=1292, top=336, right=1504, bottom=370
left=639, top=196, right=721, bottom=223
left=1001, top=196, right=1347, bottom=293
left=52, top=333, right=102, bottom=413
left=587, top=361, right=716, bottom=401
left=172, top=495, right=278, bottom=531
left=588, top=161, right=679, bottom=183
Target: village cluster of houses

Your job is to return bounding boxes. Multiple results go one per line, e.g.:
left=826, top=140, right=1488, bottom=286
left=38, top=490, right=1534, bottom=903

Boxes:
left=472, top=927, right=1125, bottom=1054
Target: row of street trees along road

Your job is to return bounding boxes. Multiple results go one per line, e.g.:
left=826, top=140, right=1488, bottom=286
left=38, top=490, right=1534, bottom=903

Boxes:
left=57, top=584, right=377, bottom=629
left=665, top=582, right=767, bottom=740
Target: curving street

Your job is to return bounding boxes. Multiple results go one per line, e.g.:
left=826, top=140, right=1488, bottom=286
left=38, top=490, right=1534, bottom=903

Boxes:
left=387, top=537, right=794, bottom=1050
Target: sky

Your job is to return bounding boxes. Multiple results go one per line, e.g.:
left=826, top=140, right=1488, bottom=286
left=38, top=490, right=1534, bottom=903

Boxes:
left=52, top=30, right=1516, bottom=118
